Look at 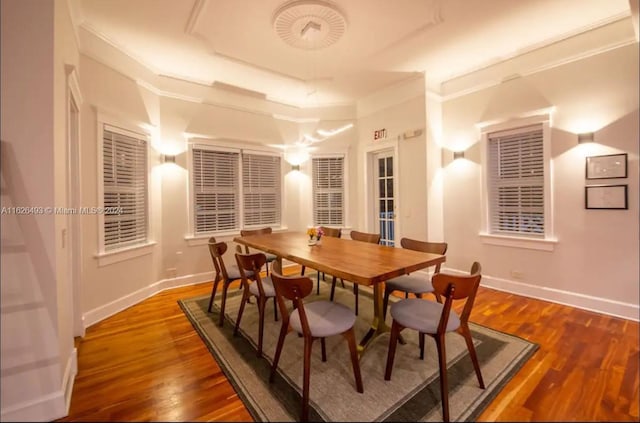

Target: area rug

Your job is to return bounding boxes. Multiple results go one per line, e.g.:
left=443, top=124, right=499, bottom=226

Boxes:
left=178, top=276, right=538, bottom=422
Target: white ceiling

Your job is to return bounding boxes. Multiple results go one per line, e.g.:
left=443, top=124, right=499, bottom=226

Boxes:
left=70, top=0, right=633, bottom=107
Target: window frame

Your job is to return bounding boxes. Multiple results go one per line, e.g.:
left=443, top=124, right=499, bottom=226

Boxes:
left=187, top=141, right=284, bottom=238
left=242, top=149, right=282, bottom=229
left=479, top=112, right=557, bottom=251
left=311, top=153, right=347, bottom=228
left=96, top=115, right=155, bottom=264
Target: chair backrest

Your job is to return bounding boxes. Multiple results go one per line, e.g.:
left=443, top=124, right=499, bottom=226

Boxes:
left=239, top=227, right=273, bottom=253
left=270, top=272, right=314, bottom=334
left=350, top=230, right=381, bottom=244
left=271, top=258, right=283, bottom=275
left=431, top=261, right=482, bottom=332
left=235, top=252, right=268, bottom=296
left=400, top=238, right=448, bottom=273
left=208, top=241, right=230, bottom=282
left=320, top=226, right=341, bottom=238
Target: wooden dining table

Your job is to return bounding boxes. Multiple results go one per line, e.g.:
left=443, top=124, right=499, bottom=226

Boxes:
left=233, top=231, right=446, bottom=356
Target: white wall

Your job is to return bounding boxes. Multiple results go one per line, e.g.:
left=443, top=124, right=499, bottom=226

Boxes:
left=1, top=0, right=78, bottom=420
left=76, top=53, right=358, bottom=325
left=53, top=0, right=80, bottom=401
left=78, top=56, right=162, bottom=319
left=1, top=2, right=636, bottom=421
left=440, top=43, right=639, bottom=320
left=356, top=77, right=429, bottom=241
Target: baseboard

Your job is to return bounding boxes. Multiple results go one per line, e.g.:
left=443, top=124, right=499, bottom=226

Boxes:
left=83, top=271, right=214, bottom=328
left=0, top=389, right=66, bottom=422
left=62, top=348, right=78, bottom=413
left=442, top=266, right=639, bottom=322
left=0, top=348, right=77, bottom=422
left=82, top=265, right=639, bottom=330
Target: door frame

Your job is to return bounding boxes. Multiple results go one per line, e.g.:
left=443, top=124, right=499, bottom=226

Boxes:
left=363, top=139, right=401, bottom=245
left=67, top=66, right=84, bottom=337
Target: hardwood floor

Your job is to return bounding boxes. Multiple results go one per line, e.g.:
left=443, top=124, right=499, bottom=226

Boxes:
left=58, top=269, right=639, bottom=422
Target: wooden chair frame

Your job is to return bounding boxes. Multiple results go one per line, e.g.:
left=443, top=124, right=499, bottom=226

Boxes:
left=207, top=238, right=242, bottom=327
left=382, top=237, right=448, bottom=320
left=233, top=252, right=278, bottom=358
left=384, top=262, right=485, bottom=422
left=269, top=270, right=363, bottom=422
left=239, top=227, right=277, bottom=275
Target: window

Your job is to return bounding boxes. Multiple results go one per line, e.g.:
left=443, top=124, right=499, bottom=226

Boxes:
left=192, top=147, right=240, bottom=234
left=191, top=145, right=281, bottom=235
left=487, top=124, right=544, bottom=237
left=312, top=156, right=344, bottom=226
left=102, top=125, right=148, bottom=250
left=243, top=152, right=281, bottom=227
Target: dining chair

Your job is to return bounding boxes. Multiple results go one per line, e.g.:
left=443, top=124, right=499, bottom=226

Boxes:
left=301, top=226, right=342, bottom=295
left=384, top=262, right=485, bottom=423
left=207, top=238, right=254, bottom=327
left=234, top=252, right=278, bottom=358
left=329, top=230, right=381, bottom=315
left=268, top=269, right=363, bottom=422
left=382, top=238, right=448, bottom=319
left=239, top=227, right=278, bottom=275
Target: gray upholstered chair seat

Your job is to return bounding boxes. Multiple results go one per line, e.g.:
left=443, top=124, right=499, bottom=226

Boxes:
left=265, top=252, right=277, bottom=262
left=226, top=265, right=254, bottom=281
left=290, top=301, right=356, bottom=338
left=390, top=298, right=460, bottom=334
left=248, top=276, right=275, bottom=297
left=385, top=273, right=434, bottom=294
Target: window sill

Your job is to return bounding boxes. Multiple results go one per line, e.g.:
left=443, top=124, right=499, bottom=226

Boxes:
left=479, top=233, right=557, bottom=251
left=185, top=226, right=290, bottom=247
left=95, top=241, right=157, bottom=266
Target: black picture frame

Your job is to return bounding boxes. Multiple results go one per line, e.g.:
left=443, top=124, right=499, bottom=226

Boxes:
left=585, top=184, right=628, bottom=210
left=585, top=153, right=627, bottom=180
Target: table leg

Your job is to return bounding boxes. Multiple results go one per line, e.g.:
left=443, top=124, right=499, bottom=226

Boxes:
left=357, top=283, right=390, bottom=357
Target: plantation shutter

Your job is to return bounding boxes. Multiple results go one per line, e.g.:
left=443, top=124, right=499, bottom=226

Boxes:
left=312, top=156, right=344, bottom=226
left=487, top=124, right=544, bottom=236
left=192, top=147, right=240, bottom=233
left=103, top=125, right=148, bottom=249
left=242, top=152, right=281, bottom=227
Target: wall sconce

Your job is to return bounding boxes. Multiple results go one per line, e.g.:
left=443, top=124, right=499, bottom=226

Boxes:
left=578, top=132, right=594, bottom=144
left=453, top=151, right=465, bottom=160
left=162, top=154, right=176, bottom=164
left=291, top=164, right=301, bottom=171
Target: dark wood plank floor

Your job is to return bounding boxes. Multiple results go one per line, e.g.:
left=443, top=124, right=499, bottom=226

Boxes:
left=58, top=267, right=639, bottom=422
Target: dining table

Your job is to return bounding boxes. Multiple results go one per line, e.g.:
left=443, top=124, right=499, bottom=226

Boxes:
left=233, top=231, right=446, bottom=356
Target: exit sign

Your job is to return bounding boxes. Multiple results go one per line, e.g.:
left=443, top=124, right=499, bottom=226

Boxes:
left=374, top=128, right=387, bottom=140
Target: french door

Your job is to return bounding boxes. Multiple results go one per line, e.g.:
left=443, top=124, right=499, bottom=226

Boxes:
left=373, top=151, right=396, bottom=246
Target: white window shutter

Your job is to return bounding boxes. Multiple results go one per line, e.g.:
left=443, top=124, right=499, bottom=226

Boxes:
left=242, top=152, right=281, bottom=227
left=312, top=157, right=344, bottom=226
left=192, top=148, right=240, bottom=233
left=103, top=127, right=148, bottom=249
left=488, top=124, right=544, bottom=236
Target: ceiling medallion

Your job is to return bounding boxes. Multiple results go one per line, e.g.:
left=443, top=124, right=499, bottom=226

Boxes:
left=273, top=0, right=347, bottom=50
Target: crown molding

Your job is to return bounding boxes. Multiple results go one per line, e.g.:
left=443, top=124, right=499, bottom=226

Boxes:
left=65, top=0, right=82, bottom=52
left=185, top=0, right=209, bottom=35
left=441, top=11, right=631, bottom=87
left=79, top=23, right=165, bottom=76
left=439, top=17, right=636, bottom=101
left=135, top=79, right=203, bottom=104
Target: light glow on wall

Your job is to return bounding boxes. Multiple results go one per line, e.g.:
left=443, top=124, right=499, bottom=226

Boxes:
left=284, top=146, right=311, bottom=166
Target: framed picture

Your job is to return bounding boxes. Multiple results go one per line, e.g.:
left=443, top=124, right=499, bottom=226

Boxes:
left=585, top=184, right=628, bottom=210
left=585, top=153, right=627, bottom=179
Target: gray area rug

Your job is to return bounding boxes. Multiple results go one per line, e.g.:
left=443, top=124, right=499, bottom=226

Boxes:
left=178, top=277, right=538, bottom=422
